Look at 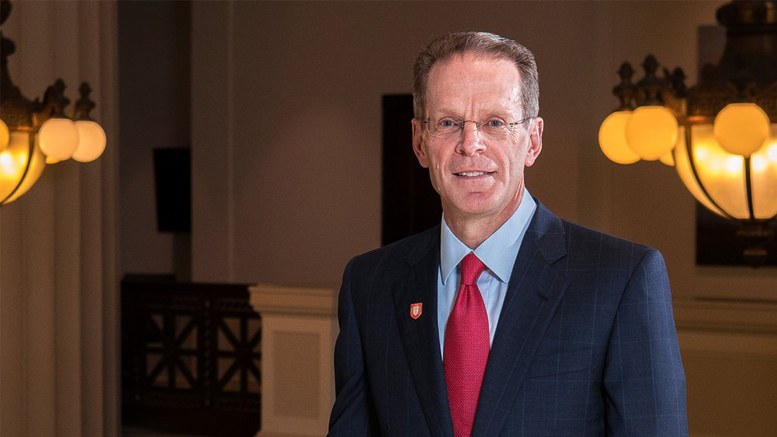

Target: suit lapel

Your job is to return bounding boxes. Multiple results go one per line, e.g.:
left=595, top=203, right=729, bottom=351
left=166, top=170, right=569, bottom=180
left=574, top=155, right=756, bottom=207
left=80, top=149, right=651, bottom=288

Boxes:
left=391, top=228, right=454, bottom=437
left=472, top=202, right=570, bottom=437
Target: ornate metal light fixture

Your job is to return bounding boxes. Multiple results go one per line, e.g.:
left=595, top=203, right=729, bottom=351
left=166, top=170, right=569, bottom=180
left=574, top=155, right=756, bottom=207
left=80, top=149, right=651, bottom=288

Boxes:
left=0, top=0, right=106, bottom=206
left=599, top=0, right=777, bottom=263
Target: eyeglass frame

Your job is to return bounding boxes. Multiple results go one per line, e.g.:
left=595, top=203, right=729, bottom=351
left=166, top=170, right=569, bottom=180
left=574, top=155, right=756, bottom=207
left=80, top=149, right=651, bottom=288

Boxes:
left=420, top=116, right=534, bottom=139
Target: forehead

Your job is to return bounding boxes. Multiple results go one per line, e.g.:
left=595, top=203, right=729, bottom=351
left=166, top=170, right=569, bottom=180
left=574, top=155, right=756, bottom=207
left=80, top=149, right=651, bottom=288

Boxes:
left=426, top=52, right=522, bottom=115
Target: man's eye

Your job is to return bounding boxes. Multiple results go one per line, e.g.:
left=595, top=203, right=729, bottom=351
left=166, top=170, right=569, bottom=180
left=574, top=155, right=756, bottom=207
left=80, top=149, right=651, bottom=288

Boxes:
left=486, top=119, right=505, bottom=128
left=438, top=119, right=458, bottom=128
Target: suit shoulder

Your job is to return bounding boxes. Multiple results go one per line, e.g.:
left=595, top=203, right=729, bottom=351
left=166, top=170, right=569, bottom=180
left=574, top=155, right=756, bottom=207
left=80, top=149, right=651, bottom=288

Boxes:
left=553, top=219, right=671, bottom=305
left=346, top=226, right=438, bottom=275
left=531, top=199, right=657, bottom=267
left=561, top=219, right=653, bottom=250
left=560, top=219, right=659, bottom=267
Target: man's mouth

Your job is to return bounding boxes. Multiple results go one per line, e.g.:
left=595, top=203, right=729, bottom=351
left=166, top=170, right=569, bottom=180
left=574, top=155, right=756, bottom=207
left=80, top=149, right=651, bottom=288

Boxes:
left=454, top=171, right=492, bottom=177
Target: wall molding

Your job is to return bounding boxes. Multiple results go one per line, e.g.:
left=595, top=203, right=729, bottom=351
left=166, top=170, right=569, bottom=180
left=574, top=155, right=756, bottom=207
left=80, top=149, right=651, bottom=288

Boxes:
left=674, top=297, right=777, bottom=436
left=674, top=297, right=777, bottom=334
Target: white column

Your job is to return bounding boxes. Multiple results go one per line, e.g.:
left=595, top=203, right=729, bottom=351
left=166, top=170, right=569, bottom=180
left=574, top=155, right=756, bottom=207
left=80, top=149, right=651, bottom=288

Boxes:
left=0, top=1, right=119, bottom=436
left=249, top=285, right=338, bottom=437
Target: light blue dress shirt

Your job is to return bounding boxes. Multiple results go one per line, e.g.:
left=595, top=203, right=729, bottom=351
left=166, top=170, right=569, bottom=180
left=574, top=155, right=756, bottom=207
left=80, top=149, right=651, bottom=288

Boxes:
left=438, top=189, right=537, bottom=357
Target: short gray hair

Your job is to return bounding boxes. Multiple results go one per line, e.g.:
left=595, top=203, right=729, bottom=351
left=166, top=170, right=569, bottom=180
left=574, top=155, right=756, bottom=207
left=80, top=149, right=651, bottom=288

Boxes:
left=412, top=31, right=539, bottom=120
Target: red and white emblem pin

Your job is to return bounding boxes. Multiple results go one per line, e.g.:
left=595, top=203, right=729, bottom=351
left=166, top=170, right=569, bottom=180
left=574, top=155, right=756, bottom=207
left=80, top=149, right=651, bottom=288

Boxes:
left=410, top=302, right=423, bottom=319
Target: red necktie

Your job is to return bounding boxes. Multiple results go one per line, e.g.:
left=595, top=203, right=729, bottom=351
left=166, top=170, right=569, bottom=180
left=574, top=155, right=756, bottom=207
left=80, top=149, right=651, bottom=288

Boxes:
left=444, top=253, right=489, bottom=437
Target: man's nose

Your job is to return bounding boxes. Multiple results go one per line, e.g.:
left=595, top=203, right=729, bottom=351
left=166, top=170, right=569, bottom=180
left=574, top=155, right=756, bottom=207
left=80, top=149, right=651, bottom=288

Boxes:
left=457, top=122, right=486, bottom=155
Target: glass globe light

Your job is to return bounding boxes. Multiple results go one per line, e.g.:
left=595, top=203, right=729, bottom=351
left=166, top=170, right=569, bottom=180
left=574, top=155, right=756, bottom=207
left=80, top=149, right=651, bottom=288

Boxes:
left=674, top=126, right=728, bottom=218
left=713, top=103, right=770, bottom=156
left=0, top=119, right=9, bottom=151
left=38, top=118, right=79, bottom=161
left=625, top=105, right=679, bottom=161
left=598, top=111, right=640, bottom=164
left=0, top=133, right=30, bottom=193
left=72, top=120, right=107, bottom=162
left=687, top=125, right=749, bottom=219
left=0, top=132, right=46, bottom=205
left=748, top=124, right=777, bottom=218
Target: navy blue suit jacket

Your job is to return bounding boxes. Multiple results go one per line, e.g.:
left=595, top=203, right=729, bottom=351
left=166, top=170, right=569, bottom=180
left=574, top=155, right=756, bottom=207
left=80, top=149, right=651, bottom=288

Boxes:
left=328, top=201, right=688, bottom=436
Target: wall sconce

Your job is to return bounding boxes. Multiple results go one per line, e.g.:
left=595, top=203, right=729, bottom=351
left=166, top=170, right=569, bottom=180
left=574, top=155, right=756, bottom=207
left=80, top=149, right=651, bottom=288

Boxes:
left=599, top=0, right=777, bottom=264
left=0, top=0, right=106, bottom=206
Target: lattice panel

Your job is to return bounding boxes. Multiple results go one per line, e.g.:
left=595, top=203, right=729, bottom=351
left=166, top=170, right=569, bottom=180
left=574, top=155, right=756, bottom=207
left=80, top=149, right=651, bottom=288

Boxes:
left=216, top=317, right=261, bottom=394
left=122, top=280, right=261, bottom=427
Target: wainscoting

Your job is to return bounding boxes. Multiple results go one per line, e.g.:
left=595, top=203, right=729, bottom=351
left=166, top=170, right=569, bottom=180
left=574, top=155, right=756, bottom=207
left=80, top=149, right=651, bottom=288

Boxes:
left=120, top=282, right=776, bottom=436
left=675, top=298, right=777, bottom=437
left=249, top=284, right=337, bottom=437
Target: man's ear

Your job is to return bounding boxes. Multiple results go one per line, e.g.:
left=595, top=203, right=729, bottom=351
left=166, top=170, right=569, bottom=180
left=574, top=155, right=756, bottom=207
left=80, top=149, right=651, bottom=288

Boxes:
left=411, top=118, right=430, bottom=168
left=525, top=117, right=544, bottom=167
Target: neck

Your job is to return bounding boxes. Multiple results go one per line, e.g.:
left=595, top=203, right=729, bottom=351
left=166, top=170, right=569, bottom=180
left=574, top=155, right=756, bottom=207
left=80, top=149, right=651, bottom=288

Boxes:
left=445, top=190, right=524, bottom=249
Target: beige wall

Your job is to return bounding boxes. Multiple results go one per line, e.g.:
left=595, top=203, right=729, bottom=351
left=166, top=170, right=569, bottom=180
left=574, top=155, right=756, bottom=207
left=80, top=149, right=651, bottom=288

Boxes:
left=119, top=0, right=191, bottom=279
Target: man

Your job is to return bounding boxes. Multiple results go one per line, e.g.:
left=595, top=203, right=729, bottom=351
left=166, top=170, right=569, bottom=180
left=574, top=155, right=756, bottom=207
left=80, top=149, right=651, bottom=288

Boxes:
left=328, top=31, right=687, bottom=436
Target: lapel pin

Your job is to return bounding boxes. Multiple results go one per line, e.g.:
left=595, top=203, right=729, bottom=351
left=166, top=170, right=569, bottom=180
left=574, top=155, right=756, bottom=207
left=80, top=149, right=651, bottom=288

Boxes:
left=410, top=302, right=423, bottom=320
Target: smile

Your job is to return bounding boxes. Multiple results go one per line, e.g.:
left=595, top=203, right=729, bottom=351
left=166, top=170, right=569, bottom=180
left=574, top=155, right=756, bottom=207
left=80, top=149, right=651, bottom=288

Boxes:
left=454, top=171, right=493, bottom=177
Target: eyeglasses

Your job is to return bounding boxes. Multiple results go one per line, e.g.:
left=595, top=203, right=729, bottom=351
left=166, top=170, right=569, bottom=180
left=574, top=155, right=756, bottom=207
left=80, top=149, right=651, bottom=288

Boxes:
left=422, top=116, right=533, bottom=140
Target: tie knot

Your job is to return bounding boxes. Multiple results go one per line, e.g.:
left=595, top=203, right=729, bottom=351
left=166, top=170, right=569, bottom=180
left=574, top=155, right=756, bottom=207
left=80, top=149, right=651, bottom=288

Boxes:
left=460, top=253, right=486, bottom=286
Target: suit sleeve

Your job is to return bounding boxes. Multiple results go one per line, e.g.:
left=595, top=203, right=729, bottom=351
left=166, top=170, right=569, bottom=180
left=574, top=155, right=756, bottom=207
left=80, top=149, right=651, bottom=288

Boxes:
left=327, top=258, right=379, bottom=436
left=603, top=249, right=689, bottom=436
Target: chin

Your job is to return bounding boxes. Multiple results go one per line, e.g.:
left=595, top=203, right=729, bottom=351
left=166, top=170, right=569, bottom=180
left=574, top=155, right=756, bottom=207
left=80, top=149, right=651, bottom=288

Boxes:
left=452, top=201, right=501, bottom=218
left=462, top=193, right=500, bottom=210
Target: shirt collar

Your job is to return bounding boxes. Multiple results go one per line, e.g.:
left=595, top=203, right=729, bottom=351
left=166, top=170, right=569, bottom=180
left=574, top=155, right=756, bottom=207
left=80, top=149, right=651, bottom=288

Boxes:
left=440, top=188, right=537, bottom=285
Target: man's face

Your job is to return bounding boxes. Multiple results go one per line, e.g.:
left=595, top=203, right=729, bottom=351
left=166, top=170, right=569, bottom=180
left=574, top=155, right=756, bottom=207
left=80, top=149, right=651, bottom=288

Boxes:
left=412, top=52, right=543, bottom=225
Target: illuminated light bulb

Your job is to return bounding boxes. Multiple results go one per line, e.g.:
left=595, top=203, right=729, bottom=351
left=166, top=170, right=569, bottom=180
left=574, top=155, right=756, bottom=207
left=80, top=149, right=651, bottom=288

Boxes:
left=749, top=128, right=777, bottom=218
left=686, top=125, right=750, bottom=218
left=691, top=125, right=728, bottom=175
left=768, top=144, right=777, bottom=162
left=673, top=126, right=727, bottom=218
left=598, top=111, right=639, bottom=164
left=38, top=118, right=79, bottom=161
left=713, top=103, right=770, bottom=156
left=625, top=105, right=679, bottom=161
left=0, top=132, right=45, bottom=205
left=694, top=146, right=709, bottom=162
left=0, top=133, right=46, bottom=205
left=72, top=120, right=107, bottom=162
left=752, top=155, right=768, bottom=173
left=726, top=156, right=742, bottom=175
left=45, top=156, right=60, bottom=164
left=0, top=119, right=9, bottom=151
left=0, top=133, right=29, bottom=177
left=0, top=151, right=16, bottom=175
